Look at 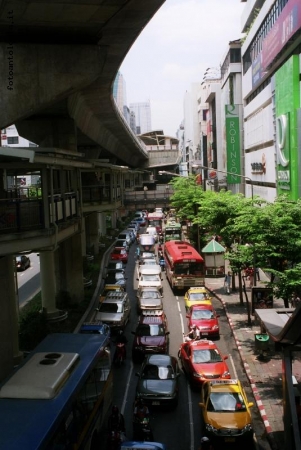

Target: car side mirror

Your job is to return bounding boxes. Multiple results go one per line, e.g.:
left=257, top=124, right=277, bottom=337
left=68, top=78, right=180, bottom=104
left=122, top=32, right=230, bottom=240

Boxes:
left=224, top=355, right=228, bottom=360
left=217, top=314, right=220, bottom=318
left=136, top=278, right=139, bottom=281
left=165, top=331, right=170, bottom=336
left=131, top=331, right=136, bottom=335
left=135, top=372, right=140, bottom=377
left=186, top=314, right=190, bottom=318
left=248, top=402, right=254, bottom=408
left=199, top=402, right=205, bottom=408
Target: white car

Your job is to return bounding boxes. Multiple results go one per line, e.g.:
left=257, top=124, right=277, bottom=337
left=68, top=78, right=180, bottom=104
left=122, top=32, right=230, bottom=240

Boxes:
left=137, top=260, right=161, bottom=277
left=146, top=226, right=158, bottom=242
left=137, top=266, right=163, bottom=295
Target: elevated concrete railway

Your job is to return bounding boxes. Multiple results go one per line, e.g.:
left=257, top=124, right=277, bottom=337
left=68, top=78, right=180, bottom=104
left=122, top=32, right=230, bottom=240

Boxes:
left=0, top=0, right=165, bottom=166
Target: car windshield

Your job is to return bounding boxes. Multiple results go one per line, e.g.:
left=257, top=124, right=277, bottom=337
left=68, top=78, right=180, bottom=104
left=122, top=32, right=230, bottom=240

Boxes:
left=142, top=364, right=174, bottom=380
left=191, top=309, right=214, bottom=320
left=174, top=262, right=203, bottom=275
left=141, top=291, right=160, bottom=299
left=189, top=293, right=209, bottom=300
left=141, top=253, right=155, bottom=259
left=142, top=260, right=157, bottom=265
left=208, top=393, right=246, bottom=412
left=136, top=325, right=165, bottom=337
left=113, top=249, right=125, bottom=255
left=99, top=303, right=123, bottom=313
left=106, top=274, right=125, bottom=283
left=192, top=349, right=223, bottom=363
left=141, top=275, right=160, bottom=282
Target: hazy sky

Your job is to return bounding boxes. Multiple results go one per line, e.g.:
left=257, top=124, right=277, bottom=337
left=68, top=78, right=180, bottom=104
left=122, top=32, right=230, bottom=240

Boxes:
left=120, top=0, right=245, bottom=137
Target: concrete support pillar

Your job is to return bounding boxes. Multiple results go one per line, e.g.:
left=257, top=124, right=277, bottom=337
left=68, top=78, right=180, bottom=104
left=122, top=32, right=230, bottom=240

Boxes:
left=0, top=256, right=19, bottom=382
left=98, top=212, right=106, bottom=237
left=85, top=212, right=99, bottom=255
left=56, top=233, right=84, bottom=304
left=40, top=250, right=59, bottom=315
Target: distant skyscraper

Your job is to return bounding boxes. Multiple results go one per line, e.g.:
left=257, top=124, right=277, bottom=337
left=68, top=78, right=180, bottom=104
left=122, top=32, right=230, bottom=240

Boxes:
left=113, top=72, right=127, bottom=114
left=129, top=101, right=152, bottom=135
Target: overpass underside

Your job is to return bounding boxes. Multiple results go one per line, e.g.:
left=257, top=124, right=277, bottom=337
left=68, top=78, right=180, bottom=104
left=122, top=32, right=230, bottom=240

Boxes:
left=0, top=0, right=166, bottom=382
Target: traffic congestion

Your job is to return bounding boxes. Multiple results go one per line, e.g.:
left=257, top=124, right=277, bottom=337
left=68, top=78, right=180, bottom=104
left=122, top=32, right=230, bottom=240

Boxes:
left=101, top=209, right=257, bottom=450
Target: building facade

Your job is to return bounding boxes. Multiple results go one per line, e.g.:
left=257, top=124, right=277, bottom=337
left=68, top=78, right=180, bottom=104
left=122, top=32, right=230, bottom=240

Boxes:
left=130, top=101, right=152, bottom=135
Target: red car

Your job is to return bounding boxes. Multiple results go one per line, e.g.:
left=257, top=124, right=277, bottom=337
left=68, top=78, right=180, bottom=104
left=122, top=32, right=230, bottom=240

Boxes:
left=178, top=339, right=230, bottom=388
left=110, top=247, right=128, bottom=263
left=186, top=304, right=220, bottom=339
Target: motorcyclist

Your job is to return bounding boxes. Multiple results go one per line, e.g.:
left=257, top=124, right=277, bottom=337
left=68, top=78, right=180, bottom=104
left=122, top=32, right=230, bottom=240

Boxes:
left=133, top=398, right=150, bottom=422
left=199, top=436, right=213, bottom=450
left=133, top=399, right=151, bottom=440
left=113, top=330, right=128, bottom=362
left=183, top=325, right=200, bottom=342
left=108, top=405, right=126, bottom=434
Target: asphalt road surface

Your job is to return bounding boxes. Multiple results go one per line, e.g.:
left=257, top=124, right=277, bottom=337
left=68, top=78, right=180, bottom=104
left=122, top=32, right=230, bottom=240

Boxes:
left=17, top=253, right=40, bottom=307
left=110, top=241, right=258, bottom=450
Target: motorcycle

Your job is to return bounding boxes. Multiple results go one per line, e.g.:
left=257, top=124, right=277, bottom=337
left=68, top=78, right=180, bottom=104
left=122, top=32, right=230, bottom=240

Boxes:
left=159, top=257, right=165, bottom=271
left=107, top=430, right=126, bottom=450
left=132, top=416, right=154, bottom=441
left=114, top=342, right=126, bottom=367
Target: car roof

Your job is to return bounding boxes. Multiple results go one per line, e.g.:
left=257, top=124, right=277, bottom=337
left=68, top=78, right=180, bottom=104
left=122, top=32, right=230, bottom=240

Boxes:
left=187, top=339, right=217, bottom=349
left=139, top=316, right=165, bottom=325
left=146, top=354, right=173, bottom=366
left=207, top=379, right=240, bottom=392
left=187, top=287, right=208, bottom=293
left=139, top=287, right=161, bottom=292
left=191, top=303, right=214, bottom=310
left=140, top=267, right=161, bottom=275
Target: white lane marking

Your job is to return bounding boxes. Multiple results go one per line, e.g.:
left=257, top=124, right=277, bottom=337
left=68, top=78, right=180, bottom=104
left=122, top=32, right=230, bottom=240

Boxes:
left=229, top=354, right=238, bottom=379
left=177, top=295, right=194, bottom=449
left=121, top=361, right=134, bottom=414
left=187, top=384, right=194, bottom=450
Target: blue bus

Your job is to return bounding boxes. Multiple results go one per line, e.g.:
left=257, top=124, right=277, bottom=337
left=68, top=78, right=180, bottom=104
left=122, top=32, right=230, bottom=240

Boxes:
left=0, top=332, right=112, bottom=450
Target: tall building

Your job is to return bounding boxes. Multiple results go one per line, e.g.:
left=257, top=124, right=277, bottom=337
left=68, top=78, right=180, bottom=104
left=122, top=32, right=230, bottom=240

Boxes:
left=130, top=101, right=152, bottom=135
left=112, top=71, right=127, bottom=115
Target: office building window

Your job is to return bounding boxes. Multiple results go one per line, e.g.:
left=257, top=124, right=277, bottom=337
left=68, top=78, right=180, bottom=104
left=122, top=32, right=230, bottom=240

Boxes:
left=7, top=136, right=19, bottom=144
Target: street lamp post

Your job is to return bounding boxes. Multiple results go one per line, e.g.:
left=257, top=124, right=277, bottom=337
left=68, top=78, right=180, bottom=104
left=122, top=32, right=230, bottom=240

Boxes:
left=192, top=164, right=253, bottom=200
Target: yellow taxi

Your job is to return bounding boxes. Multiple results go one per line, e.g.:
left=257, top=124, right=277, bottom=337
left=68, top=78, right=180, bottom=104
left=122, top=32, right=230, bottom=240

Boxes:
left=99, top=284, right=124, bottom=303
left=184, top=286, right=212, bottom=310
left=199, top=379, right=254, bottom=445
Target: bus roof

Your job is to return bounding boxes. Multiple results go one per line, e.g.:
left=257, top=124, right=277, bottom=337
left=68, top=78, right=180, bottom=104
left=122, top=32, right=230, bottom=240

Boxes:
left=0, top=333, right=110, bottom=450
left=164, top=240, right=204, bottom=263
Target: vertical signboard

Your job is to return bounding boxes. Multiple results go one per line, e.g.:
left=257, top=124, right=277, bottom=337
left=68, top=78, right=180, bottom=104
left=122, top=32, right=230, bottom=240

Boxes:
left=225, top=105, right=241, bottom=184
left=275, top=55, right=300, bottom=200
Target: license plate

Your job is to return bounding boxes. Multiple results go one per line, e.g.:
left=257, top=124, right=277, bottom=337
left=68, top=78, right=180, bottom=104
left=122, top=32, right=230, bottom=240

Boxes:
left=225, top=437, right=235, bottom=442
left=152, top=401, right=160, bottom=405
left=202, top=333, right=208, bottom=336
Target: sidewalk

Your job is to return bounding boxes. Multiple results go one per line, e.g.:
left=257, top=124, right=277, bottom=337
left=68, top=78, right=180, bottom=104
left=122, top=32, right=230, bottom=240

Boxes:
left=205, top=269, right=292, bottom=450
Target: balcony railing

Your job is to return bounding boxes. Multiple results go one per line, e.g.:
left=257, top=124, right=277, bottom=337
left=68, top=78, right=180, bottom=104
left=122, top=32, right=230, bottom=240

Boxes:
left=0, top=191, right=78, bottom=234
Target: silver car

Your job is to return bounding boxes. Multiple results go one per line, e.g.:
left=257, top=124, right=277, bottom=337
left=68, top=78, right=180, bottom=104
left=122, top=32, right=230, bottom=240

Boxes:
left=95, top=291, right=131, bottom=332
left=136, top=287, right=163, bottom=314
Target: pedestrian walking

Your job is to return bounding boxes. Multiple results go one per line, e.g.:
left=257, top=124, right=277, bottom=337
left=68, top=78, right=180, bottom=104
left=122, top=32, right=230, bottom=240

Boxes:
left=291, top=292, right=301, bottom=308
left=224, top=271, right=231, bottom=294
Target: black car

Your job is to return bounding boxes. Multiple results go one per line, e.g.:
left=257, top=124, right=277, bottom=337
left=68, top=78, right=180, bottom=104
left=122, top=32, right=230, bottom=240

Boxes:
left=105, top=261, right=125, bottom=272
left=135, top=354, right=180, bottom=409
left=16, top=255, right=31, bottom=271
left=104, top=270, right=127, bottom=290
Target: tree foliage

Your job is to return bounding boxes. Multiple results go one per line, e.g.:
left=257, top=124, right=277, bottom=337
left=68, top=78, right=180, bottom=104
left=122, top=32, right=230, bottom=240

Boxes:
left=169, top=182, right=301, bottom=306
